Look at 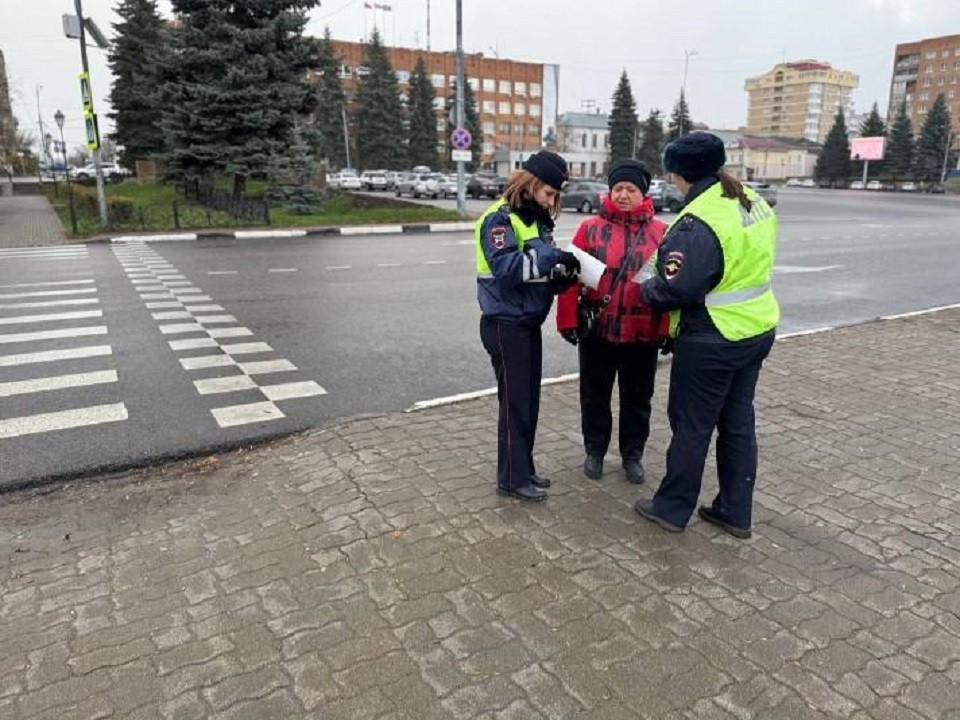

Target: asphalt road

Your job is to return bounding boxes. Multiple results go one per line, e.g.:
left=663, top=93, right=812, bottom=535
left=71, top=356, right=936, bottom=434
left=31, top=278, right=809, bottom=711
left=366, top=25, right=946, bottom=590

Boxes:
left=2, top=187, right=959, bottom=486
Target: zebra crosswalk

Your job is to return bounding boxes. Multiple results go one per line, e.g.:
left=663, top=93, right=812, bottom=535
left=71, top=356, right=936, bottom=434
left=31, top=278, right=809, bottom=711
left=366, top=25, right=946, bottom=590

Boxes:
left=0, top=246, right=127, bottom=440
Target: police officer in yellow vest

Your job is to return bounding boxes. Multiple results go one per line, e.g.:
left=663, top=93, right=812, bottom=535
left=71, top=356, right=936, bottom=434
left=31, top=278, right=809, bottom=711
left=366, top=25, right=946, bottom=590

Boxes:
left=635, top=132, right=778, bottom=538
left=477, top=151, right=580, bottom=502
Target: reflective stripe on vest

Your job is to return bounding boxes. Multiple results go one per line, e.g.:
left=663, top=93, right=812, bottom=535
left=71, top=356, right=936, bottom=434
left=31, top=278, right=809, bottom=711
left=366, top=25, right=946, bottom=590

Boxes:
left=667, top=182, right=779, bottom=341
left=475, top=199, right=540, bottom=276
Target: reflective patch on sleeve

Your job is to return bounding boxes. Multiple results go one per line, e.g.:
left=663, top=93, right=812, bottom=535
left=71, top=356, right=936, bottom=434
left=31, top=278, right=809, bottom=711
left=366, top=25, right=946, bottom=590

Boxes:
left=663, top=251, right=684, bottom=279
left=491, top=226, right=507, bottom=250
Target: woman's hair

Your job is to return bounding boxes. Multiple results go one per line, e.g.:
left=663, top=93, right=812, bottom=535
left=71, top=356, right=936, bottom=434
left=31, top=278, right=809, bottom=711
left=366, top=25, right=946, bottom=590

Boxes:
left=717, top=168, right=752, bottom=212
left=502, top=170, right=562, bottom=218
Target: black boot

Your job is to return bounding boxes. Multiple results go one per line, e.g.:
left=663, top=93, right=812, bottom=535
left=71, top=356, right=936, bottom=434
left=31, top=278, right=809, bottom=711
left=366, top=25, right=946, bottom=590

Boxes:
left=530, top=474, right=551, bottom=488
left=583, top=454, right=603, bottom=480
left=497, top=485, right=547, bottom=502
left=622, top=458, right=645, bottom=485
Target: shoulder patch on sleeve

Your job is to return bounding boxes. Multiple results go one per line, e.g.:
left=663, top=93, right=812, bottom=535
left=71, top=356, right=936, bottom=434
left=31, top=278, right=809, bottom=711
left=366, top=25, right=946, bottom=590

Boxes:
left=663, top=250, right=685, bottom=279
left=491, top=225, right=507, bottom=249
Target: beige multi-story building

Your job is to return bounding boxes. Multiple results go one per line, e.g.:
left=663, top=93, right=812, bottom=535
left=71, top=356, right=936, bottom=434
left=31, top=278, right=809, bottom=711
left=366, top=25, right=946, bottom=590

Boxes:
left=0, top=48, right=17, bottom=162
left=888, top=34, right=960, bottom=134
left=329, top=39, right=559, bottom=164
left=745, top=60, right=858, bottom=143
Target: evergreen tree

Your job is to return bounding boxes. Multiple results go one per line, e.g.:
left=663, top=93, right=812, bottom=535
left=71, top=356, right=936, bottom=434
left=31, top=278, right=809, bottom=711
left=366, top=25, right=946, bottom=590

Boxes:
left=608, top=71, right=638, bottom=164
left=107, top=0, right=166, bottom=169
left=814, top=108, right=851, bottom=183
left=856, top=101, right=886, bottom=176
left=914, top=93, right=952, bottom=182
left=355, top=29, right=405, bottom=170
left=445, top=78, right=482, bottom=171
left=407, top=56, right=438, bottom=169
left=311, top=27, right=348, bottom=169
left=636, top=109, right=665, bottom=175
left=666, top=90, right=694, bottom=143
left=885, top=101, right=915, bottom=180
left=160, top=0, right=319, bottom=197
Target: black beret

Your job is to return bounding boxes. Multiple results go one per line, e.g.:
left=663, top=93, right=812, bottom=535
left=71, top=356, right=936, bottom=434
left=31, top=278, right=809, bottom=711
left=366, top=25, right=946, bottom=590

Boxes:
left=607, top=159, right=652, bottom=194
left=663, top=132, right=726, bottom=183
left=523, top=151, right=569, bottom=191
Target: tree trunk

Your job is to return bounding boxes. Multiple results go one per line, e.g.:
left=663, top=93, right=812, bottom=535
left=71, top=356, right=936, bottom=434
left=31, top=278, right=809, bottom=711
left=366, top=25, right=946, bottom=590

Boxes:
left=232, top=173, right=246, bottom=202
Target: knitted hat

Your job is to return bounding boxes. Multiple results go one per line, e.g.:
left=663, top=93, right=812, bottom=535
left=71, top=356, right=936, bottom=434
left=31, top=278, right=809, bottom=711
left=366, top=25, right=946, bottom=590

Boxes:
left=607, top=159, right=652, bottom=194
left=523, top=151, right=570, bottom=191
left=662, top=132, right=726, bottom=183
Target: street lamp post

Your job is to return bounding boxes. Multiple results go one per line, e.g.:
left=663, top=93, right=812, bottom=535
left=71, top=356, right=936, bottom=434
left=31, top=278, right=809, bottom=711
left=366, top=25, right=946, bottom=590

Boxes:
left=941, top=129, right=956, bottom=183
left=54, top=110, right=78, bottom=236
left=679, top=49, right=698, bottom=136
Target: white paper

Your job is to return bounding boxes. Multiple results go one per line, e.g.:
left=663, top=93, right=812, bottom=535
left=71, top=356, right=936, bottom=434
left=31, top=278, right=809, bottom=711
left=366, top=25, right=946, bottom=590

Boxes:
left=567, top=246, right=607, bottom=290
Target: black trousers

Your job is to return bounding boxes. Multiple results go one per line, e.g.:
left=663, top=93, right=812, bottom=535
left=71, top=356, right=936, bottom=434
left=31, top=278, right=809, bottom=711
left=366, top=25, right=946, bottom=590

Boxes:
left=652, top=333, right=774, bottom=529
left=578, top=337, right=660, bottom=461
left=480, top=317, right=542, bottom=491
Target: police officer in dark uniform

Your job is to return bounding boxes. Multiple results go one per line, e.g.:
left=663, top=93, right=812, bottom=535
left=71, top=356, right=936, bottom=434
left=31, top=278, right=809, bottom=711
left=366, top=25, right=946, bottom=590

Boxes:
left=476, top=151, right=580, bottom=501
left=634, top=132, right=779, bottom=537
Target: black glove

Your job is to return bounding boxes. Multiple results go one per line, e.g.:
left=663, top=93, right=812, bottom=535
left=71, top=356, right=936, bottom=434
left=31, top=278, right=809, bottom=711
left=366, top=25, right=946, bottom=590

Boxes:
left=557, top=250, right=581, bottom=276
left=660, top=337, right=675, bottom=356
left=560, top=329, right=579, bottom=346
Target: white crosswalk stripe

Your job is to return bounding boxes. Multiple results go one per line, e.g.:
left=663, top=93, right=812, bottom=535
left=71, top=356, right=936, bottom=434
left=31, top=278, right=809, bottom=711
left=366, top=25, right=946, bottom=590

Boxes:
left=114, top=242, right=329, bottom=429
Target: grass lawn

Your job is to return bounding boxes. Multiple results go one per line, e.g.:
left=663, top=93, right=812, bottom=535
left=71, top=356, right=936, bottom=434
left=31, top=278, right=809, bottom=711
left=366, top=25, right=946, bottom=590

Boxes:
left=44, top=181, right=462, bottom=238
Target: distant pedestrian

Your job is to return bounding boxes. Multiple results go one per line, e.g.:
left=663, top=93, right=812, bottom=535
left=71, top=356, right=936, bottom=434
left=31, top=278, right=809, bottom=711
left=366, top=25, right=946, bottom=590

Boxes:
left=476, top=150, right=580, bottom=502
left=635, top=132, right=779, bottom=538
left=555, top=159, right=669, bottom=485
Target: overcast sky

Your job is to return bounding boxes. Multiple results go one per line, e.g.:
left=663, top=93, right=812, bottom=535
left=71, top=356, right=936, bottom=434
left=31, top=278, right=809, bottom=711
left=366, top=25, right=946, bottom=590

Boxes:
left=2, top=0, right=959, bottom=151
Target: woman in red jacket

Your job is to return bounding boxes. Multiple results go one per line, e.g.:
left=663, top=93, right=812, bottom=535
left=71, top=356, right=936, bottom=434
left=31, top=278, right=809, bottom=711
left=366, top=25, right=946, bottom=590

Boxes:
left=556, top=159, right=669, bottom=484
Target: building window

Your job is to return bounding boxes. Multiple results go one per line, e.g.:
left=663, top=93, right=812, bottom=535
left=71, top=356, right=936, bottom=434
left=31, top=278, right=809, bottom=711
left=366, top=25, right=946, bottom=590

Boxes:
left=514, top=103, right=525, bottom=116
left=956, top=47, right=960, bottom=56
left=528, top=124, right=540, bottom=137
left=581, top=133, right=587, bottom=148
left=498, top=122, right=510, bottom=135
left=482, top=121, right=494, bottom=134
left=396, top=70, right=410, bottom=84
left=529, top=104, right=541, bottom=117
left=483, top=78, right=495, bottom=92
left=482, top=141, right=494, bottom=154
left=926, top=50, right=937, bottom=59
left=939, top=77, right=946, bottom=86
left=592, top=133, right=597, bottom=148
left=436, top=119, right=445, bottom=131
left=499, top=80, right=511, bottom=94
left=431, top=74, right=445, bottom=88
left=468, top=77, right=479, bottom=91
left=356, top=65, right=370, bottom=76
left=482, top=101, right=495, bottom=114
left=432, top=97, right=445, bottom=111
left=920, top=92, right=929, bottom=101
left=339, top=64, right=351, bottom=78
left=924, top=78, right=932, bottom=87
left=499, top=101, right=510, bottom=114
left=925, top=65, right=933, bottom=74
left=448, top=75, right=457, bottom=86
left=514, top=82, right=526, bottom=96
left=530, top=83, right=541, bottom=97
left=943, top=49, right=951, bottom=58
left=513, top=124, right=524, bottom=136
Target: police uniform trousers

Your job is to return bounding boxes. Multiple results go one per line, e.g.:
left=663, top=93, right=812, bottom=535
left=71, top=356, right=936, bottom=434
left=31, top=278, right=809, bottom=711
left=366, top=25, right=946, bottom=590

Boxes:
left=652, top=332, right=774, bottom=529
left=479, top=316, right=542, bottom=490
left=578, top=336, right=659, bottom=461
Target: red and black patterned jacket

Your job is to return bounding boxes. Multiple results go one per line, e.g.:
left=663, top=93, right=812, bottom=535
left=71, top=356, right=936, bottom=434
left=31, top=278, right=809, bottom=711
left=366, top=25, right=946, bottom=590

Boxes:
left=556, top=195, right=670, bottom=344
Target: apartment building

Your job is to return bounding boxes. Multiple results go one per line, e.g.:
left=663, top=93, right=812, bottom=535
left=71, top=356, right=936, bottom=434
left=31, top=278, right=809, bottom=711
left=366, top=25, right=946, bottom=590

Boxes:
left=0, top=49, right=17, bottom=160
left=329, top=39, right=559, bottom=163
left=888, top=34, right=960, bottom=133
left=745, top=60, right=858, bottom=143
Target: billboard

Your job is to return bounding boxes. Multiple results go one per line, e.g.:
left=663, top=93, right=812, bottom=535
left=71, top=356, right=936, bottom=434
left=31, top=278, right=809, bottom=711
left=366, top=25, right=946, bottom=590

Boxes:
left=851, top=136, right=885, bottom=161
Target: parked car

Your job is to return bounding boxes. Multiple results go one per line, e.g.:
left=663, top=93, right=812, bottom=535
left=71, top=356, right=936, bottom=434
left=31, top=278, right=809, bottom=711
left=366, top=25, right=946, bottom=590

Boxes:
left=899, top=181, right=917, bottom=192
left=436, top=175, right=459, bottom=198
left=360, top=170, right=388, bottom=191
left=383, top=171, right=403, bottom=190
left=329, top=169, right=360, bottom=190
left=744, top=181, right=778, bottom=207
left=785, top=178, right=802, bottom=187
left=849, top=180, right=865, bottom=190
left=648, top=179, right=685, bottom=213
left=865, top=180, right=883, bottom=191
left=396, top=172, right=439, bottom=198
left=466, top=173, right=507, bottom=199
left=73, top=162, right=131, bottom=182
left=560, top=180, right=606, bottom=214
left=799, top=179, right=816, bottom=188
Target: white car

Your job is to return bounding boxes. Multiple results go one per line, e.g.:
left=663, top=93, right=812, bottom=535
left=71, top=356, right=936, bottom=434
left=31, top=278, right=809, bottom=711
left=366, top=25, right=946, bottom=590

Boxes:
left=785, top=178, right=801, bottom=187
left=899, top=181, right=917, bottom=192
left=849, top=180, right=865, bottom=190
left=436, top=175, right=459, bottom=198
left=72, top=162, right=130, bottom=182
left=360, top=170, right=387, bottom=191
left=799, top=179, right=816, bottom=188
left=866, top=180, right=883, bottom=191
left=332, top=169, right=361, bottom=191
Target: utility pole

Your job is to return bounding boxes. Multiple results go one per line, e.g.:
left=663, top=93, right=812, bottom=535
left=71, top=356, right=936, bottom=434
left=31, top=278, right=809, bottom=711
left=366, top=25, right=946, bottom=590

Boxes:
left=680, top=49, right=698, bottom=136
left=426, top=0, right=431, bottom=52
left=341, top=105, right=351, bottom=169
left=35, top=85, right=45, bottom=185
left=454, top=0, right=465, bottom=218
left=74, top=0, right=108, bottom=227
left=942, top=129, right=955, bottom=183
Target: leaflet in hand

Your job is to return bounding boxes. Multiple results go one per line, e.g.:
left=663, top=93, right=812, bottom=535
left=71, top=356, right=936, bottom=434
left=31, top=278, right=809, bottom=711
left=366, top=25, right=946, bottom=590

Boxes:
left=566, top=246, right=606, bottom=290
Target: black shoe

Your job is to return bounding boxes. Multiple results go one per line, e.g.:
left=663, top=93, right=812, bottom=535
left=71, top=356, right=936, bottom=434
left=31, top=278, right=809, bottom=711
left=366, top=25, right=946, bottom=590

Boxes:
left=698, top=506, right=751, bottom=539
left=583, top=455, right=603, bottom=480
left=633, top=499, right=683, bottom=533
left=497, top=485, right=547, bottom=502
left=530, top=474, right=551, bottom=488
left=622, top=458, right=645, bottom=485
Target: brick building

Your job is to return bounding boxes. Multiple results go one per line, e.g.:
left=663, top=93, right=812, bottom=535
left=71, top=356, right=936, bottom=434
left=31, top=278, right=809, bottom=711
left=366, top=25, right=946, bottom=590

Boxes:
left=328, top=39, right=559, bottom=165
left=887, top=34, right=960, bottom=134
left=0, top=48, right=18, bottom=163
left=745, top=60, right=858, bottom=144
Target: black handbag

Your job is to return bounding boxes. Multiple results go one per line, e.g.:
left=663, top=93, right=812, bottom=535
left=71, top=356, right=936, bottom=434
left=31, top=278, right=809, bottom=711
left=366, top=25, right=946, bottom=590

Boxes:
left=575, top=230, right=642, bottom=341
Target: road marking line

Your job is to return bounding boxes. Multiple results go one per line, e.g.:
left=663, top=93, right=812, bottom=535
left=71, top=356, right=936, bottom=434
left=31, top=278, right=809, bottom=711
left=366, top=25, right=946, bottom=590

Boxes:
left=169, top=338, right=218, bottom=351
left=180, top=355, right=237, bottom=370
left=140, top=292, right=175, bottom=300
left=0, top=250, right=88, bottom=258
left=194, top=375, right=258, bottom=395
left=234, top=229, right=307, bottom=239
left=341, top=225, right=404, bottom=235
left=210, top=401, right=284, bottom=428
left=195, top=314, right=236, bottom=325
left=376, top=263, right=402, bottom=268
left=0, top=246, right=87, bottom=256
left=220, top=342, right=272, bottom=355
left=0, top=345, right=112, bottom=368
left=145, top=301, right=183, bottom=309
left=164, top=281, right=195, bottom=287
left=238, top=359, right=297, bottom=375
left=424, top=260, right=448, bottom=265
left=159, top=323, right=204, bottom=335
left=0, top=279, right=94, bottom=289
left=326, top=265, right=352, bottom=270
left=0, top=298, right=99, bottom=310
left=773, top=264, right=842, bottom=275
left=0, top=326, right=108, bottom=345
left=881, top=303, right=960, bottom=320
left=260, top=381, right=327, bottom=401
left=207, top=271, right=238, bottom=275
left=0, top=288, right=97, bottom=300
left=407, top=373, right=579, bottom=412
left=268, top=268, right=297, bottom=273
left=172, top=294, right=211, bottom=302
left=184, top=304, right=223, bottom=313
left=207, top=327, right=253, bottom=339
left=0, top=310, right=103, bottom=326
left=0, top=403, right=128, bottom=439
left=152, top=311, right=193, bottom=320
left=0, top=369, right=118, bottom=398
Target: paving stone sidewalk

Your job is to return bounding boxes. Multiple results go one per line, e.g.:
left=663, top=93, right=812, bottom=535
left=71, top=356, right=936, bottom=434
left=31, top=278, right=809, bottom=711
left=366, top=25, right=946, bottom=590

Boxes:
left=1, top=309, right=959, bottom=720
left=0, top=195, right=70, bottom=248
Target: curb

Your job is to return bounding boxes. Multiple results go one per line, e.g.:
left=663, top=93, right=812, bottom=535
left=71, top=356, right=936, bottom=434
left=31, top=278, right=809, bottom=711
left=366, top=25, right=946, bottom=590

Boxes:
left=109, top=221, right=475, bottom=244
